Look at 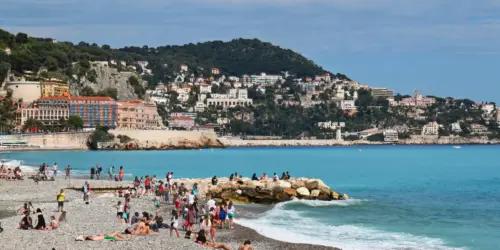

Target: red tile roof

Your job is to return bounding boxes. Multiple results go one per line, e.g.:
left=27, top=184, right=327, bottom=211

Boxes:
left=40, top=96, right=115, bottom=101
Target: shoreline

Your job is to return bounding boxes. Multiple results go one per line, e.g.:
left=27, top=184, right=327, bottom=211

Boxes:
left=0, top=179, right=340, bottom=250
left=1, top=141, right=498, bottom=152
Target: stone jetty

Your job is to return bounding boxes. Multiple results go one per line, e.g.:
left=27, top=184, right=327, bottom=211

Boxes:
left=172, top=177, right=348, bottom=204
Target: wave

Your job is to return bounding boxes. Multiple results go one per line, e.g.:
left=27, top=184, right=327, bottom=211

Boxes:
left=275, top=198, right=367, bottom=208
left=236, top=199, right=465, bottom=250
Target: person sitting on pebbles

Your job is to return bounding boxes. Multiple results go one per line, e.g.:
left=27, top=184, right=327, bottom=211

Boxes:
left=124, top=218, right=159, bottom=235
left=238, top=240, right=254, bottom=250
left=194, top=230, right=231, bottom=250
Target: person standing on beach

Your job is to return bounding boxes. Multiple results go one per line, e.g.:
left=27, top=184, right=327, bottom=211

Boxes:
left=64, top=165, right=71, bottom=179
left=108, top=166, right=114, bottom=180
left=90, top=166, right=95, bottom=180
left=53, top=163, right=58, bottom=177
left=56, top=189, right=65, bottom=212
left=82, top=181, right=90, bottom=204
left=119, top=166, right=124, bottom=181
left=227, top=201, right=236, bottom=229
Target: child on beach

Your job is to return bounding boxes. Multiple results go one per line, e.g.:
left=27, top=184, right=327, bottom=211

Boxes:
left=154, top=197, right=161, bottom=216
left=116, top=201, right=124, bottom=223
left=227, top=201, right=236, bottom=229
left=49, top=216, right=58, bottom=229
left=170, top=209, right=180, bottom=238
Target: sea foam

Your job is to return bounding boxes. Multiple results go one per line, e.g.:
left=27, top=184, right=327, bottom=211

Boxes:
left=236, top=199, right=466, bottom=250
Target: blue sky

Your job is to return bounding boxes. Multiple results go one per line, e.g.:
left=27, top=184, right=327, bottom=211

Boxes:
left=1, top=0, right=500, bottom=102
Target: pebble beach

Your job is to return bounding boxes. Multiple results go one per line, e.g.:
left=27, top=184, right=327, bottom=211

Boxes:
left=0, top=178, right=339, bottom=250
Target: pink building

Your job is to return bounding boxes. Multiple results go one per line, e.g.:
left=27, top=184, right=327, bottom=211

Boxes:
left=117, top=100, right=163, bottom=129
left=168, top=116, right=195, bottom=129
left=393, top=94, right=436, bottom=107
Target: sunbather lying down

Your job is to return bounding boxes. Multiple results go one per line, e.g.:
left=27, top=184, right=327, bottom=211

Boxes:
left=75, top=232, right=132, bottom=241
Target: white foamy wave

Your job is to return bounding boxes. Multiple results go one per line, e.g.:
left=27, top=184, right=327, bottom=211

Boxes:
left=0, top=159, right=37, bottom=172
left=276, top=198, right=367, bottom=208
left=236, top=202, right=466, bottom=250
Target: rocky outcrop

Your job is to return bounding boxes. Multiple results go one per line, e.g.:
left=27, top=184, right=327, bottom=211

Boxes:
left=70, top=63, right=140, bottom=100
left=167, top=177, right=348, bottom=205
left=95, top=130, right=226, bottom=150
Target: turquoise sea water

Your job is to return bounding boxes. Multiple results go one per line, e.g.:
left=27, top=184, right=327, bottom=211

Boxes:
left=3, top=146, right=500, bottom=250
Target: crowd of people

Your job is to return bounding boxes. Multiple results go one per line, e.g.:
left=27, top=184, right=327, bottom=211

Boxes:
left=12, top=163, right=256, bottom=250
left=0, top=164, right=23, bottom=180
left=105, top=171, right=253, bottom=249
left=17, top=205, right=62, bottom=231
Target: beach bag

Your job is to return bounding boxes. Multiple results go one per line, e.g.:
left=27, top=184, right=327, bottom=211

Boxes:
left=184, top=230, right=192, bottom=239
left=122, top=212, right=128, bottom=219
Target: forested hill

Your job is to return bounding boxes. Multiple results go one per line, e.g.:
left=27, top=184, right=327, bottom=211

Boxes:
left=0, top=29, right=348, bottom=85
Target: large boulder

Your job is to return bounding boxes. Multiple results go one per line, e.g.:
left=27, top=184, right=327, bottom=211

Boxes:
left=291, top=180, right=305, bottom=189
left=283, top=188, right=297, bottom=197
left=310, top=189, right=320, bottom=197
left=296, top=187, right=310, bottom=197
left=275, top=192, right=290, bottom=202
left=277, top=180, right=292, bottom=189
left=341, top=193, right=349, bottom=200
left=331, top=191, right=340, bottom=200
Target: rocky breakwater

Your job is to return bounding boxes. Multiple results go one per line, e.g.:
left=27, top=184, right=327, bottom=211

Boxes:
left=171, top=177, right=348, bottom=204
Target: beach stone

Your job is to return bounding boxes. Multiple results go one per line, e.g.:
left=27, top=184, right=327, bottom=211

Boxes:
left=319, top=186, right=331, bottom=196
left=341, top=193, right=349, bottom=200
left=275, top=192, right=290, bottom=201
left=291, top=180, right=305, bottom=189
left=296, top=187, right=310, bottom=197
left=277, top=180, right=292, bottom=189
left=331, top=191, right=340, bottom=200
left=305, top=180, right=320, bottom=190
left=317, top=193, right=330, bottom=201
left=310, top=189, right=320, bottom=197
left=220, top=183, right=233, bottom=190
left=251, top=180, right=265, bottom=188
left=283, top=188, right=297, bottom=197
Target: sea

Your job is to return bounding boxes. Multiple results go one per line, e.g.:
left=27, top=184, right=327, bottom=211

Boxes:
left=2, top=145, right=500, bottom=250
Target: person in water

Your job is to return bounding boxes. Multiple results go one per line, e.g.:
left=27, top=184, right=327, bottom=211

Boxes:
left=119, top=166, right=124, bottom=181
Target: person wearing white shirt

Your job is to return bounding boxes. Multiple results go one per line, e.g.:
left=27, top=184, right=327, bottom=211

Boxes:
left=207, top=199, right=216, bottom=211
left=188, top=192, right=195, bottom=205
left=53, top=163, right=58, bottom=177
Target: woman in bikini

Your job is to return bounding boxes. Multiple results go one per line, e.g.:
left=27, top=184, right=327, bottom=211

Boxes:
left=83, top=232, right=132, bottom=241
left=194, top=230, right=231, bottom=250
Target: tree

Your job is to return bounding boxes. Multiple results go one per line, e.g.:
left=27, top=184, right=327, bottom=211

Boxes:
left=0, top=89, right=18, bottom=132
left=45, top=56, right=58, bottom=71
left=15, top=33, right=28, bottom=44
left=22, top=118, right=44, bottom=132
left=0, top=62, right=10, bottom=86
left=87, top=126, right=114, bottom=149
left=67, top=115, right=84, bottom=130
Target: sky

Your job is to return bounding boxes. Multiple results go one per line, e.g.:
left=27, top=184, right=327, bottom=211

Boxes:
left=1, top=0, right=500, bottom=102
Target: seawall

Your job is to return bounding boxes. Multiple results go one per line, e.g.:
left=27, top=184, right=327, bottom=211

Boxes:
left=101, top=129, right=223, bottom=150
left=5, top=132, right=90, bottom=150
